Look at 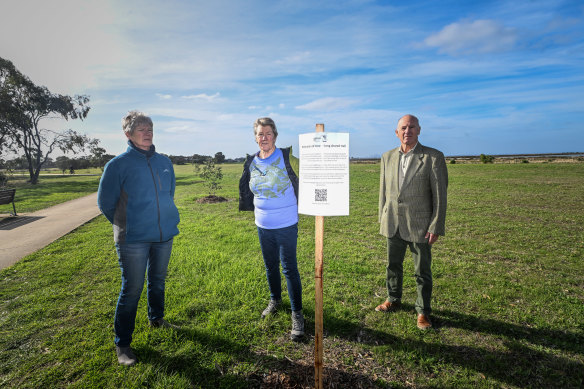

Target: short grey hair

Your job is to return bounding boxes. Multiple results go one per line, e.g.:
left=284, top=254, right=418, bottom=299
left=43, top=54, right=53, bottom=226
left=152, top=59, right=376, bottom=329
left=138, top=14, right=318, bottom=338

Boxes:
left=122, top=110, right=153, bottom=135
left=253, top=117, right=278, bottom=138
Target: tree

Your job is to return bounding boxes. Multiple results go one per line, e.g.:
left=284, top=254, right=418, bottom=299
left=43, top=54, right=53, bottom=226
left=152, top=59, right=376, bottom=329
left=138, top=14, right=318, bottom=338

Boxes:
left=192, top=154, right=210, bottom=164
left=168, top=155, right=189, bottom=165
left=55, top=156, right=71, bottom=174
left=89, top=144, right=114, bottom=171
left=198, top=160, right=223, bottom=196
left=479, top=154, right=494, bottom=164
left=0, top=57, right=93, bottom=184
left=0, top=157, right=10, bottom=187
left=4, top=156, right=28, bottom=170
left=42, top=157, right=55, bottom=168
left=213, top=151, right=225, bottom=164
left=74, top=156, right=91, bottom=170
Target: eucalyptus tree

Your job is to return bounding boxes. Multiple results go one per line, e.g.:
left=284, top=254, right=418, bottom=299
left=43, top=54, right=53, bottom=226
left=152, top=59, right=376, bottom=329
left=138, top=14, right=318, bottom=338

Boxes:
left=0, top=57, right=94, bottom=184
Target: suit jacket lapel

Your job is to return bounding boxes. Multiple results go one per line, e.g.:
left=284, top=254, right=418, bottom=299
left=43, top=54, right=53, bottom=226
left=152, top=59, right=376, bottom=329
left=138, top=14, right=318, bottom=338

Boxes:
left=400, top=144, right=424, bottom=192
left=388, top=148, right=400, bottom=194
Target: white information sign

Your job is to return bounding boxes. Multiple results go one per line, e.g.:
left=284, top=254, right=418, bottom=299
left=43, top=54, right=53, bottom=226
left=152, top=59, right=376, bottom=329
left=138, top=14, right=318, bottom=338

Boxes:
left=298, top=132, right=350, bottom=216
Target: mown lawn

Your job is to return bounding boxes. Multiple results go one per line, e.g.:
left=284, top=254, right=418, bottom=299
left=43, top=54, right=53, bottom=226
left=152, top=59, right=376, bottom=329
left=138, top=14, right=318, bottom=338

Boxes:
left=0, top=162, right=583, bottom=388
left=0, top=174, right=101, bottom=214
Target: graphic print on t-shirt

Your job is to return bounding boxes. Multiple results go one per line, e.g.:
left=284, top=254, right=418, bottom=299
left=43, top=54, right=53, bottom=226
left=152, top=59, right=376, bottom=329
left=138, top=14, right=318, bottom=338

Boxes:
left=250, top=156, right=291, bottom=199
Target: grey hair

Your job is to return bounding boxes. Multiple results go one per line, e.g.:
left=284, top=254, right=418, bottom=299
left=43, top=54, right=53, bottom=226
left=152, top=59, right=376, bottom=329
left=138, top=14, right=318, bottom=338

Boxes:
left=253, top=117, right=278, bottom=138
left=122, top=110, right=153, bottom=135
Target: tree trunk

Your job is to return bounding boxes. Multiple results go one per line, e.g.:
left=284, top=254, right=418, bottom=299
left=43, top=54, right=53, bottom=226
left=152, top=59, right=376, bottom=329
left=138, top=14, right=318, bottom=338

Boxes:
left=30, top=171, right=40, bottom=184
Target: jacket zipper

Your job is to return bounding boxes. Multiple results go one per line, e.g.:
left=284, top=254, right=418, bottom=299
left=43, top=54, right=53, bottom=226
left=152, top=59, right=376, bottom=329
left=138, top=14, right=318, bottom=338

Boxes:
left=147, top=158, right=163, bottom=242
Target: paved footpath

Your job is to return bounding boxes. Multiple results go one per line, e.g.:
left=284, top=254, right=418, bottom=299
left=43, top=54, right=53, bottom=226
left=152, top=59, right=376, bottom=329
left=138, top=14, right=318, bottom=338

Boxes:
left=0, top=192, right=101, bottom=270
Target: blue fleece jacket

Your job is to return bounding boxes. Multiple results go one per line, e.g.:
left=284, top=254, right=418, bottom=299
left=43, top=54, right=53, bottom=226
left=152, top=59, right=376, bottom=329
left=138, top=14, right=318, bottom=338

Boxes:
left=97, top=141, right=180, bottom=243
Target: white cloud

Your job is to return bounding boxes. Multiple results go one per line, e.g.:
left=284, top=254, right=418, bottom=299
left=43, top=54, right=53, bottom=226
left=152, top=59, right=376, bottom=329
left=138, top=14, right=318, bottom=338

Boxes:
left=296, top=97, right=359, bottom=111
left=156, top=94, right=173, bottom=100
left=425, top=19, right=518, bottom=55
left=181, top=93, right=221, bottom=101
left=163, top=124, right=200, bottom=134
left=275, top=51, right=312, bottom=65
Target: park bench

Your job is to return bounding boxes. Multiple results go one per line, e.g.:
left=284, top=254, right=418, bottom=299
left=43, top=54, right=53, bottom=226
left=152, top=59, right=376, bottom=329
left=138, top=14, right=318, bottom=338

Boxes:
left=0, top=188, right=17, bottom=216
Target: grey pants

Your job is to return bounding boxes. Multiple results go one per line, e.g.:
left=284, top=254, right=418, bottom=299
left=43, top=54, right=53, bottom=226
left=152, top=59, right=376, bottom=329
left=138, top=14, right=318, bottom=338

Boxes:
left=386, top=231, right=433, bottom=315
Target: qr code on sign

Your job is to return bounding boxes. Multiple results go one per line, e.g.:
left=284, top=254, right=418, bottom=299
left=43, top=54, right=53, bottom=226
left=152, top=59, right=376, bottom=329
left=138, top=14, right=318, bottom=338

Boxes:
left=315, top=189, right=327, bottom=202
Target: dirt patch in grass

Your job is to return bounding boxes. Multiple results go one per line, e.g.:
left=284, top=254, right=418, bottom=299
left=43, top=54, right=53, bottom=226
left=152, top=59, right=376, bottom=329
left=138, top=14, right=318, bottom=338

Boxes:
left=249, top=361, right=383, bottom=388
left=196, top=195, right=229, bottom=204
left=252, top=335, right=397, bottom=388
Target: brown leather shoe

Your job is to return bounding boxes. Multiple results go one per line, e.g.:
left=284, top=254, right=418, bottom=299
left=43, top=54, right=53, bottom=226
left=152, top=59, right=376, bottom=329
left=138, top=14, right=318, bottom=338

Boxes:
left=375, top=300, right=401, bottom=312
left=417, top=314, right=432, bottom=330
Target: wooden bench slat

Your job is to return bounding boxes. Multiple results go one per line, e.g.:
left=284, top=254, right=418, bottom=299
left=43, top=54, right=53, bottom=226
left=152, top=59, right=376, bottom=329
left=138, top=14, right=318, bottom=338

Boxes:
left=0, top=189, right=17, bottom=216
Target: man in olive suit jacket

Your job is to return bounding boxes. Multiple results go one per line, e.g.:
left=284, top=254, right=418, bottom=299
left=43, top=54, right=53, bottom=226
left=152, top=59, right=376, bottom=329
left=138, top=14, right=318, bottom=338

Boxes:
left=376, top=114, right=448, bottom=330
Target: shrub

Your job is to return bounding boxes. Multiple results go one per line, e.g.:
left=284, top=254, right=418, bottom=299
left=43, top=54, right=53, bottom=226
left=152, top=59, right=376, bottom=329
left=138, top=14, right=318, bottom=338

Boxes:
left=449, top=159, right=456, bottom=164
left=480, top=154, right=494, bottom=164
left=198, top=160, right=223, bottom=196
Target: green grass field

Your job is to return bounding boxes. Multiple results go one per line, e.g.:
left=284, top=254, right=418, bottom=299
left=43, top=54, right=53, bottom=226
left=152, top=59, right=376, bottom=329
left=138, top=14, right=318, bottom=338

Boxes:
left=0, top=174, right=101, bottom=214
left=0, top=162, right=583, bottom=388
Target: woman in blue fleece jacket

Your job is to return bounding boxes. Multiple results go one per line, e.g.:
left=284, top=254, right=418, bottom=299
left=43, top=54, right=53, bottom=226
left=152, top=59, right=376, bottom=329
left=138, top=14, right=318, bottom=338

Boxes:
left=98, top=111, right=180, bottom=366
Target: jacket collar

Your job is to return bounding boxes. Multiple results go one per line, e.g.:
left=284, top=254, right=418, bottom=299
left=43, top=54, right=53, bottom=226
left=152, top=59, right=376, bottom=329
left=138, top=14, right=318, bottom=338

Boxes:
left=127, top=140, right=156, bottom=158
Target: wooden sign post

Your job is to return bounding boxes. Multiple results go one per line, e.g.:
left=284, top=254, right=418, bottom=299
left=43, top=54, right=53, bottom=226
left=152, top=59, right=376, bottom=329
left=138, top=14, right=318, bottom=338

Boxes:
left=314, top=123, right=325, bottom=389
left=298, top=124, right=349, bottom=389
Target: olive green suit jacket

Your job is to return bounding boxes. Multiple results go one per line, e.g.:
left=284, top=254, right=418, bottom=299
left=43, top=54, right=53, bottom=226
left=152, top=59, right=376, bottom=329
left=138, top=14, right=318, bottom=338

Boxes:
left=378, top=143, right=448, bottom=243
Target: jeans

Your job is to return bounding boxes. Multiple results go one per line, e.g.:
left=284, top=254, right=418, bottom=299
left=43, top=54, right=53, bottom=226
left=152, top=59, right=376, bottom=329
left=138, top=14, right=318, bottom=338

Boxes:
left=386, top=231, right=433, bottom=315
left=114, top=238, right=173, bottom=347
left=257, top=224, right=302, bottom=312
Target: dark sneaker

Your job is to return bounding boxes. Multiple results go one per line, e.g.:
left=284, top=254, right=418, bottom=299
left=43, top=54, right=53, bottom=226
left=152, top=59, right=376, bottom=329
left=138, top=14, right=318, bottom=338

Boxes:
left=290, top=310, right=305, bottom=341
left=116, top=346, right=137, bottom=366
left=150, top=318, right=179, bottom=329
left=261, top=299, right=282, bottom=318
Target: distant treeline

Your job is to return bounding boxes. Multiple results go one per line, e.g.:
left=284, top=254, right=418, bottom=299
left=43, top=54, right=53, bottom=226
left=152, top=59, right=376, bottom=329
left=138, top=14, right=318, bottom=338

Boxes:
left=0, top=152, right=246, bottom=172
left=160, top=152, right=245, bottom=165
left=350, top=152, right=584, bottom=162
left=3, top=152, right=581, bottom=171
left=447, top=152, right=584, bottom=159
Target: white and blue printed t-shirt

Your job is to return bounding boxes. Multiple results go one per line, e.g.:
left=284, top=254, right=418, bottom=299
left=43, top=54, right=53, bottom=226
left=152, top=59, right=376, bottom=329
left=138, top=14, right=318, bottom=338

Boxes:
left=250, top=148, right=298, bottom=229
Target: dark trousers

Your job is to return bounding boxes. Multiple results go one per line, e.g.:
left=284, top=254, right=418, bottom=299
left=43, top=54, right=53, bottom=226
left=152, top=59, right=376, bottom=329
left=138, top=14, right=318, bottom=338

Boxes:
left=114, top=239, right=173, bottom=347
left=257, top=224, right=303, bottom=312
left=386, top=231, right=433, bottom=315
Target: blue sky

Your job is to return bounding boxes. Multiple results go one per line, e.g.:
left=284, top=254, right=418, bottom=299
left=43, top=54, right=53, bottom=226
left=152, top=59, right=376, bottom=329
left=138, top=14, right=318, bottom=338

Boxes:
left=2, top=0, right=583, bottom=158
